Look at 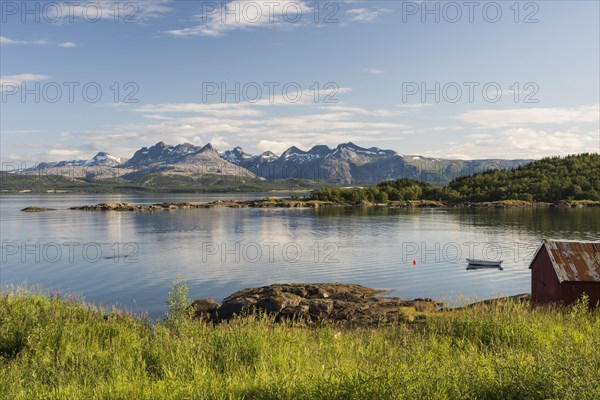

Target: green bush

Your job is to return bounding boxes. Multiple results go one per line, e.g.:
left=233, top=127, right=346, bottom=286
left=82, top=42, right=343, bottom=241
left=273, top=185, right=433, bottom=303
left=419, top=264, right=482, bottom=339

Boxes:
left=165, top=274, right=192, bottom=323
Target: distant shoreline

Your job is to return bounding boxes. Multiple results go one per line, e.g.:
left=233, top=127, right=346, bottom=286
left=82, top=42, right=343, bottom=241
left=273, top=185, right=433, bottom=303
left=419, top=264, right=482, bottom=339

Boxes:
left=21, top=199, right=600, bottom=212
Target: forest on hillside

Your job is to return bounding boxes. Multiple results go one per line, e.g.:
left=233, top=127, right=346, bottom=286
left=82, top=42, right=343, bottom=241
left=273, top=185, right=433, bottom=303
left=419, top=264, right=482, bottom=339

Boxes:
left=310, top=153, right=600, bottom=203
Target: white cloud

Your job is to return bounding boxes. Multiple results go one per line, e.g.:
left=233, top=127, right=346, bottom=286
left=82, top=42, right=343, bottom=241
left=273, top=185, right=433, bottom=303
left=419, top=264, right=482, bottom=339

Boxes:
left=1, top=36, right=78, bottom=48
left=134, top=102, right=265, bottom=117
left=427, top=125, right=464, bottom=132
left=1, top=36, right=48, bottom=46
left=167, top=0, right=312, bottom=37
left=1, top=129, right=43, bottom=135
left=468, top=133, right=492, bottom=139
left=424, top=128, right=599, bottom=159
left=58, top=42, right=78, bottom=48
left=1, top=142, right=113, bottom=164
left=133, top=86, right=353, bottom=113
left=346, top=7, right=392, bottom=22
left=0, top=36, right=18, bottom=45
left=504, top=128, right=599, bottom=155
left=167, top=1, right=392, bottom=37
left=320, top=105, right=405, bottom=117
left=50, top=0, right=173, bottom=21
left=457, top=104, right=600, bottom=129
left=208, top=136, right=231, bottom=148
left=0, top=74, right=48, bottom=91
left=396, top=104, right=433, bottom=109
left=26, top=98, right=410, bottom=159
left=256, top=140, right=298, bottom=154
left=363, top=68, right=384, bottom=74
left=47, top=149, right=87, bottom=158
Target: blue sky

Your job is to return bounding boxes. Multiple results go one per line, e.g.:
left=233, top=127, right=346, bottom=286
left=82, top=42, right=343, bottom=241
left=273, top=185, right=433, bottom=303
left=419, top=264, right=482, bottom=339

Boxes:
left=1, top=0, right=599, bottom=164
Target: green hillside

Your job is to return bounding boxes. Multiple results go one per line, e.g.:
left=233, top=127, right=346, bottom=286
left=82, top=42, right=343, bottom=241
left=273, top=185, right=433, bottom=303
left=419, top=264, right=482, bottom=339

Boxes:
left=311, top=153, right=600, bottom=203
left=448, top=153, right=600, bottom=202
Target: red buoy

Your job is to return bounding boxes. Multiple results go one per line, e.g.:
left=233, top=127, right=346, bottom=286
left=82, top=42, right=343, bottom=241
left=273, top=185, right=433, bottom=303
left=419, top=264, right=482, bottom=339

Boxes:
left=413, top=259, right=417, bottom=265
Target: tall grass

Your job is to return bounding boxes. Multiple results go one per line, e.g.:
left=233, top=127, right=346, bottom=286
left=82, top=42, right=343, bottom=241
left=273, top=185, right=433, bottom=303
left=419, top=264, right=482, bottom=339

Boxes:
left=1, top=288, right=598, bottom=399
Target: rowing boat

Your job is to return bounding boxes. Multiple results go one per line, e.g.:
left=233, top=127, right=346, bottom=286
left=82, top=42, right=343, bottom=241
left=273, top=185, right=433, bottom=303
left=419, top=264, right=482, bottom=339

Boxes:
left=466, top=258, right=503, bottom=269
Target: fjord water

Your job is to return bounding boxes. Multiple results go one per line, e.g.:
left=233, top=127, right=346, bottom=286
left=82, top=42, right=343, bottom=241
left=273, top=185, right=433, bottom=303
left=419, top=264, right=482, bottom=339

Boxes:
left=1, top=194, right=599, bottom=317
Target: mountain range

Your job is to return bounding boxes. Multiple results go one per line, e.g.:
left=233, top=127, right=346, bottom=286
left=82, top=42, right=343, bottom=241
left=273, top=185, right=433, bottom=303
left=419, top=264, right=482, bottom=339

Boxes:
left=20, top=142, right=533, bottom=184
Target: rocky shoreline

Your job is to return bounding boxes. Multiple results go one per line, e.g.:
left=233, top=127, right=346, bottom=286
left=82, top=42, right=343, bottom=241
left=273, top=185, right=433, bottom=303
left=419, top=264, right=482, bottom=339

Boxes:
left=20, top=206, right=57, bottom=212
left=63, top=199, right=446, bottom=211
left=190, top=283, right=441, bottom=327
left=19, top=198, right=598, bottom=212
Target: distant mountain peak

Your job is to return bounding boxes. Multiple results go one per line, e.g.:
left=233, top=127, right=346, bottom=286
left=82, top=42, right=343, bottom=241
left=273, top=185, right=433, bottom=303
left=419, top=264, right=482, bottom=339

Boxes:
left=200, top=143, right=216, bottom=152
left=281, top=146, right=307, bottom=158
left=333, top=142, right=397, bottom=157
left=21, top=140, right=531, bottom=185
left=256, top=151, right=277, bottom=162
left=338, top=142, right=359, bottom=149
left=84, top=151, right=121, bottom=166
left=308, top=145, right=331, bottom=155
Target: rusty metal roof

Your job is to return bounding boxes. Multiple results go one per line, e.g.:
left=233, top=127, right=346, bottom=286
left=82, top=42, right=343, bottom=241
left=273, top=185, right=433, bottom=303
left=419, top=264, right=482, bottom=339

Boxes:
left=531, top=240, right=600, bottom=283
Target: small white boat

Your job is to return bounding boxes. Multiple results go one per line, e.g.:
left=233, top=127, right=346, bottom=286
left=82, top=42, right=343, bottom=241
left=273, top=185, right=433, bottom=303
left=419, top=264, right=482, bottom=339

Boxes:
left=466, top=258, right=503, bottom=269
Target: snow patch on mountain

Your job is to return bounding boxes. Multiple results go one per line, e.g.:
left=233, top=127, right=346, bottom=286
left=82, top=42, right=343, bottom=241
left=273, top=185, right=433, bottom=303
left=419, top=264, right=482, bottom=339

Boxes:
left=84, top=152, right=121, bottom=166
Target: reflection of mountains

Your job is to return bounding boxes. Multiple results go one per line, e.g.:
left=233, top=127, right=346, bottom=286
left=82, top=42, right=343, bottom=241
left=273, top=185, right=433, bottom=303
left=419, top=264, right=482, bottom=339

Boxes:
left=13, top=202, right=594, bottom=317
left=130, top=208, right=309, bottom=244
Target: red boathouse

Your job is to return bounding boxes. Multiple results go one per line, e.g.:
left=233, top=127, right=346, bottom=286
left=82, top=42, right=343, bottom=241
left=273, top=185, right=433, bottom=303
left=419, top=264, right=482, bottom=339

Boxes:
left=529, top=240, right=600, bottom=306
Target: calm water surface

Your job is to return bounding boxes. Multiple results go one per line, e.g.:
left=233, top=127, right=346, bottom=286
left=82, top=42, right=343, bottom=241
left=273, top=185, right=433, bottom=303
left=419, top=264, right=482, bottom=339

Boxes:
left=1, top=194, right=599, bottom=317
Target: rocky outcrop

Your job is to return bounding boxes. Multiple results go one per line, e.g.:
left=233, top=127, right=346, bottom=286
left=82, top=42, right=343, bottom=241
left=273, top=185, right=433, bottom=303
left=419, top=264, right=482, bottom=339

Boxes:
left=553, top=201, right=600, bottom=208
left=51, top=198, right=600, bottom=212
left=20, top=206, right=56, bottom=212
left=190, top=284, right=441, bottom=327
left=190, top=298, right=220, bottom=321
left=461, top=201, right=551, bottom=208
left=66, top=199, right=445, bottom=212
left=67, top=200, right=321, bottom=211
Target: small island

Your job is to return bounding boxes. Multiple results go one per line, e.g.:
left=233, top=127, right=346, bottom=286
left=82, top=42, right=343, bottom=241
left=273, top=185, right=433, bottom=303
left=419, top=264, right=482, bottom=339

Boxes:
left=20, top=206, right=56, bottom=212
left=56, top=198, right=599, bottom=213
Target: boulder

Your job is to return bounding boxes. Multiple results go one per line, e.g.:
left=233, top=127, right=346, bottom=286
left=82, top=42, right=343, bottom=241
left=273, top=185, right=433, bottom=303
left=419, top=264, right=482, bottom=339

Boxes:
left=194, top=283, right=442, bottom=326
left=190, top=298, right=220, bottom=321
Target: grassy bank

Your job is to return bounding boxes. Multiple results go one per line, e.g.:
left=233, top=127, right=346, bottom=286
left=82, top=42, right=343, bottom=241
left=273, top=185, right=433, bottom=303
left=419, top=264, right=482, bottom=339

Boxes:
left=1, top=291, right=599, bottom=399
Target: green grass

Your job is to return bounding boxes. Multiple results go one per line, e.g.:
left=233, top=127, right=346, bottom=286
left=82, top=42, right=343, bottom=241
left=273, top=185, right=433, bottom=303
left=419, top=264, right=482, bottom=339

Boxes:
left=1, top=290, right=599, bottom=399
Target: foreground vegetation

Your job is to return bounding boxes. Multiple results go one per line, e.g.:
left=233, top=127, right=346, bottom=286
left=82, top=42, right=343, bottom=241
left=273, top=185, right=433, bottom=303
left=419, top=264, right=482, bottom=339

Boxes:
left=1, top=288, right=599, bottom=399
left=311, top=153, right=600, bottom=203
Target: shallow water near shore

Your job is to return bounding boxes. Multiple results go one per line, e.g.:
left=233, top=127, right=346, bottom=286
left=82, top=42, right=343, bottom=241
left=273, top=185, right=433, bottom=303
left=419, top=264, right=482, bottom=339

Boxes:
left=1, top=193, right=599, bottom=318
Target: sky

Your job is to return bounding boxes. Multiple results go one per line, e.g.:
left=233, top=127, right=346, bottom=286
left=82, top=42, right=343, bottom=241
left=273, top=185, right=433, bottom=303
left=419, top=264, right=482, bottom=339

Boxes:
left=1, top=0, right=599, bottom=165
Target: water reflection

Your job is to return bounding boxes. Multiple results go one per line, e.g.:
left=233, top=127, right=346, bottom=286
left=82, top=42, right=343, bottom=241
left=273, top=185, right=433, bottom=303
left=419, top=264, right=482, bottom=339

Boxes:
left=1, top=195, right=598, bottom=317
